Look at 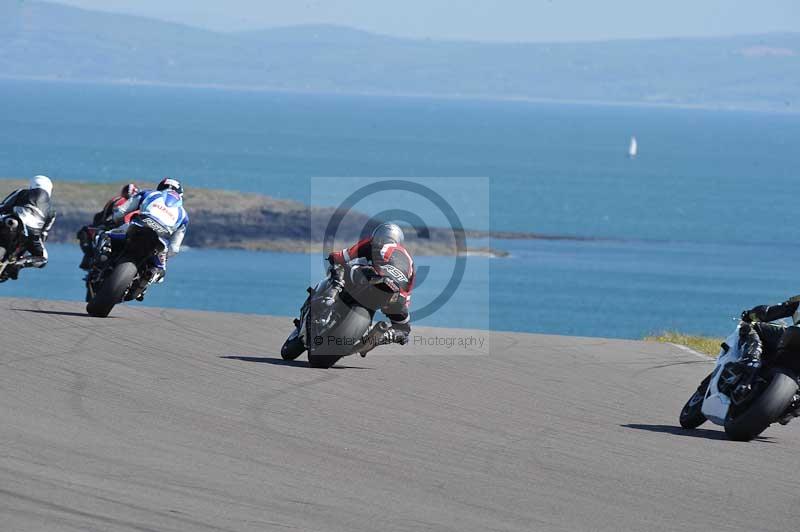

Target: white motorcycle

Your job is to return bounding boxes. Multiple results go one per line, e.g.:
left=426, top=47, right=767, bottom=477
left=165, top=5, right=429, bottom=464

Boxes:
left=0, top=207, right=44, bottom=282
left=679, top=321, right=800, bottom=441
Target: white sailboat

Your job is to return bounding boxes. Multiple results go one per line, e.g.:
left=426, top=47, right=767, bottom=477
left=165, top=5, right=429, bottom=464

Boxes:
left=628, top=136, right=638, bottom=158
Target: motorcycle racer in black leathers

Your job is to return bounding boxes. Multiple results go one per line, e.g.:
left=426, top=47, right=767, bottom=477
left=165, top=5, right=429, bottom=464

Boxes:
left=739, top=297, right=800, bottom=369
left=739, top=297, right=800, bottom=424
left=323, top=222, right=415, bottom=345
left=0, top=176, right=56, bottom=280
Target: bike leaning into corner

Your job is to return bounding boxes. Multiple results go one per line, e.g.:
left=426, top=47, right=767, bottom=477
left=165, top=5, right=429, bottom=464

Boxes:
left=86, top=179, right=188, bottom=317
left=282, top=262, right=409, bottom=368
left=0, top=176, right=56, bottom=283
left=679, top=306, right=800, bottom=441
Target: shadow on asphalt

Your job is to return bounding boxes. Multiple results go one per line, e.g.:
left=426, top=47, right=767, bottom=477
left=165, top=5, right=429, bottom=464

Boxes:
left=220, top=356, right=372, bottom=370
left=622, top=423, right=775, bottom=442
left=11, top=308, right=110, bottom=318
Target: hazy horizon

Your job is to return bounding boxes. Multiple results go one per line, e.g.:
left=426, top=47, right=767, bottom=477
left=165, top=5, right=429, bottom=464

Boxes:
left=44, top=0, right=800, bottom=43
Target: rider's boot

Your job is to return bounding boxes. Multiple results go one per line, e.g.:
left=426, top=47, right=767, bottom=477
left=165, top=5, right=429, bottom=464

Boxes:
left=738, top=323, right=763, bottom=369
left=152, top=252, right=167, bottom=284
left=5, top=264, right=20, bottom=280
left=77, top=227, right=93, bottom=270
left=79, top=252, right=93, bottom=270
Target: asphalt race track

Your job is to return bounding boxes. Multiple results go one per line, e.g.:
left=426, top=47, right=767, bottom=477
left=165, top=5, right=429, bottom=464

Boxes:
left=0, top=297, right=798, bottom=532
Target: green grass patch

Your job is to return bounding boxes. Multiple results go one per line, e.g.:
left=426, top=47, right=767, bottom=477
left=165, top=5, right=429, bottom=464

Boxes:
left=644, top=331, right=723, bottom=356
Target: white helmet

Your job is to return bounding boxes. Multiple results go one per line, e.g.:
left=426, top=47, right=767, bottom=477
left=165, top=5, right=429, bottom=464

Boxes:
left=29, top=175, right=53, bottom=196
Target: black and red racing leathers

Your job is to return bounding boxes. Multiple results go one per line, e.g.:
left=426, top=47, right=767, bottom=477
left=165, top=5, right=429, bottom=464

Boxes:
left=328, top=237, right=415, bottom=335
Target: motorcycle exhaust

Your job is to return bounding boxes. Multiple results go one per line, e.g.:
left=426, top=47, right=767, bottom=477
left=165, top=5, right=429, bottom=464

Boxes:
left=358, top=321, right=390, bottom=357
left=4, top=217, right=18, bottom=230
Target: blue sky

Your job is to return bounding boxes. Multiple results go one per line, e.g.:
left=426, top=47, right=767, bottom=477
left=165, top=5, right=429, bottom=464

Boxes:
left=50, top=0, right=800, bottom=42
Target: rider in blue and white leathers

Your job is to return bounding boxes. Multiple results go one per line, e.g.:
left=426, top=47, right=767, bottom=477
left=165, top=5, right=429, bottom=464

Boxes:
left=111, top=178, right=188, bottom=281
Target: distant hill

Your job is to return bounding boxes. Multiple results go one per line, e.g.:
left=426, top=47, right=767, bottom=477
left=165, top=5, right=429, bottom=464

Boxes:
left=1, top=1, right=798, bottom=111
left=0, top=179, right=517, bottom=256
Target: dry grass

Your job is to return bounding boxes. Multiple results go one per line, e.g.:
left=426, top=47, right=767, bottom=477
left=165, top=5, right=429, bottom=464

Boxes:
left=644, top=331, right=723, bottom=356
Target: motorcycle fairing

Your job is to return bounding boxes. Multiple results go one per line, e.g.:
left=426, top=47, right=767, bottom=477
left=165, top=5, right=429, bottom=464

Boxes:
left=12, top=205, right=45, bottom=232
left=701, top=326, right=744, bottom=425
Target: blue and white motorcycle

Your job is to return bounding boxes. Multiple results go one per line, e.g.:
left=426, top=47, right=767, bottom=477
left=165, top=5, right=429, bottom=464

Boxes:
left=679, top=320, right=800, bottom=441
left=86, top=191, right=185, bottom=317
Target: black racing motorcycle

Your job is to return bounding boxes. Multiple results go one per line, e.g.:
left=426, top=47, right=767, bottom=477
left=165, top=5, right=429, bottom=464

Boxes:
left=85, top=218, right=170, bottom=317
left=0, top=213, right=24, bottom=282
left=281, top=264, right=402, bottom=368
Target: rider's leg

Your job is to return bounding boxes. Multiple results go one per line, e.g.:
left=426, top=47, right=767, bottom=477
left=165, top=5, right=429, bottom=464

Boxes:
left=775, top=325, right=800, bottom=372
left=134, top=252, right=167, bottom=302
left=77, top=226, right=94, bottom=270
left=25, top=236, right=48, bottom=268
left=774, top=326, right=800, bottom=424
left=320, top=265, right=344, bottom=302
left=151, top=251, right=167, bottom=283
left=741, top=322, right=783, bottom=367
left=10, top=237, right=49, bottom=278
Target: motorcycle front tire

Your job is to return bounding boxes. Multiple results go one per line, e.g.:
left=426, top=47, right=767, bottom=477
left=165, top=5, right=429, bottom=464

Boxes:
left=679, top=388, right=707, bottom=429
left=281, top=334, right=306, bottom=361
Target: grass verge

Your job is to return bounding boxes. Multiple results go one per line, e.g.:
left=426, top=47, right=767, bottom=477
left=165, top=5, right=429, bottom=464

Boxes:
left=644, top=331, right=722, bottom=357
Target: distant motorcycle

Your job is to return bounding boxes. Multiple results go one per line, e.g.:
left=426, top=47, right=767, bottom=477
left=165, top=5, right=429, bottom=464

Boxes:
left=0, top=202, right=51, bottom=282
left=679, top=321, right=800, bottom=441
left=0, top=213, right=25, bottom=282
left=281, top=264, right=402, bottom=368
left=85, top=214, right=170, bottom=317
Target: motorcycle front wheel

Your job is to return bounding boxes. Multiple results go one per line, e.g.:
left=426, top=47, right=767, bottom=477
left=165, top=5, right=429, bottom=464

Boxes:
left=679, top=388, right=707, bottom=429
left=281, top=333, right=306, bottom=361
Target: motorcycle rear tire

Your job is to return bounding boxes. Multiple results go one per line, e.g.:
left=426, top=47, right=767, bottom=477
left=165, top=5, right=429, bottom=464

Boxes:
left=724, top=369, right=797, bottom=441
left=86, top=261, right=137, bottom=318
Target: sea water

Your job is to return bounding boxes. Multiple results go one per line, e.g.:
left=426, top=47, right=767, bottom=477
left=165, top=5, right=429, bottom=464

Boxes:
left=1, top=80, right=799, bottom=338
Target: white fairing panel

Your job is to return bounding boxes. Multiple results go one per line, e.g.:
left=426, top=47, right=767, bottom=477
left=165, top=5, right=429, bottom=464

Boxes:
left=701, top=326, right=744, bottom=425
left=13, top=205, right=45, bottom=231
